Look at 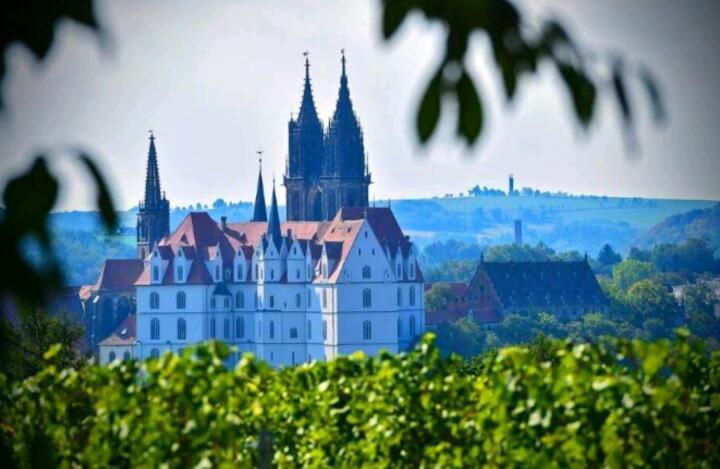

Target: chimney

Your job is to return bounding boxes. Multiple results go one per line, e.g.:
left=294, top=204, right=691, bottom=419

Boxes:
left=514, top=220, right=522, bottom=244
left=220, top=216, right=227, bottom=231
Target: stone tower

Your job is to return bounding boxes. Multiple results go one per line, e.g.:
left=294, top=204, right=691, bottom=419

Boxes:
left=284, top=55, right=325, bottom=221
left=321, top=51, right=371, bottom=219
left=136, top=133, right=170, bottom=259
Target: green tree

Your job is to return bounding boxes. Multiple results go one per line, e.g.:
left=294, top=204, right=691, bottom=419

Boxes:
left=612, top=259, right=656, bottom=291
left=597, top=243, right=622, bottom=266
left=626, top=279, right=680, bottom=328
left=424, top=282, right=455, bottom=311
left=683, top=282, right=720, bottom=340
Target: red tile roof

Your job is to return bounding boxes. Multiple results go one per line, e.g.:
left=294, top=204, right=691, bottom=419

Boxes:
left=94, top=259, right=144, bottom=291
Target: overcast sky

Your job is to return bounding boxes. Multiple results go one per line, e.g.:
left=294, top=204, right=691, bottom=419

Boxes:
left=1, top=0, right=718, bottom=211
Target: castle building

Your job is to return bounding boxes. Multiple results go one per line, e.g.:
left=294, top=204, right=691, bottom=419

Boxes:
left=97, top=54, right=425, bottom=367
left=285, top=53, right=371, bottom=222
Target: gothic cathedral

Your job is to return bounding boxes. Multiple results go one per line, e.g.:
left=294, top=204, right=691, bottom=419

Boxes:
left=284, top=53, right=371, bottom=221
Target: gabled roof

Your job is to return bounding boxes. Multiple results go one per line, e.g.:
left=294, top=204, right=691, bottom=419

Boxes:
left=99, top=315, right=136, bottom=346
left=479, top=260, right=607, bottom=309
left=95, top=259, right=144, bottom=291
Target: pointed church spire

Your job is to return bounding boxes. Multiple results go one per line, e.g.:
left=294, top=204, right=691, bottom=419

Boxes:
left=297, top=51, right=321, bottom=127
left=266, top=179, right=282, bottom=250
left=144, top=131, right=162, bottom=207
left=252, top=152, right=268, bottom=222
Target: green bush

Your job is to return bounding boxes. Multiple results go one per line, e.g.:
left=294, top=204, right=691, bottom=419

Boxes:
left=1, top=333, right=718, bottom=467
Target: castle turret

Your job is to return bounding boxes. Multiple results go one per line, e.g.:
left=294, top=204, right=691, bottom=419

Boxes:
left=137, top=132, right=170, bottom=259
left=266, top=181, right=282, bottom=250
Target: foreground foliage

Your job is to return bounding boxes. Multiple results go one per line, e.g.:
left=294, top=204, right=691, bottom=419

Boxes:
left=1, top=333, right=718, bottom=467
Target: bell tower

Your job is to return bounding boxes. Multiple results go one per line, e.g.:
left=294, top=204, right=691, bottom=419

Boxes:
left=136, top=132, right=170, bottom=259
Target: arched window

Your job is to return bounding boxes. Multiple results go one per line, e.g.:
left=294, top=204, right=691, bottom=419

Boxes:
left=290, top=327, right=298, bottom=339
left=362, top=265, right=371, bottom=279
left=397, top=287, right=403, bottom=307
left=210, top=297, right=216, bottom=309
left=362, top=320, right=372, bottom=340
left=409, top=286, right=416, bottom=306
left=150, top=292, right=160, bottom=310
left=237, top=265, right=243, bottom=281
left=210, top=318, right=216, bottom=338
left=150, top=348, right=160, bottom=359
left=177, top=265, right=183, bottom=281
left=177, top=318, right=187, bottom=340
left=409, top=315, right=416, bottom=337
left=362, top=289, right=372, bottom=308
left=269, top=295, right=275, bottom=309
left=224, top=318, right=230, bottom=339
left=236, top=317, right=245, bottom=339
left=397, top=318, right=403, bottom=338
left=150, top=318, right=160, bottom=340
left=307, top=320, right=312, bottom=340
left=270, top=269, right=275, bottom=280
left=236, top=291, right=245, bottom=309
left=323, top=320, right=327, bottom=340
left=223, top=297, right=230, bottom=308
left=295, top=293, right=301, bottom=308
left=108, top=351, right=116, bottom=362
left=296, top=269, right=301, bottom=280
left=176, top=291, right=186, bottom=310
left=123, top=351, right=131, bottom=361
left=269, top=321, right=275, bottom=339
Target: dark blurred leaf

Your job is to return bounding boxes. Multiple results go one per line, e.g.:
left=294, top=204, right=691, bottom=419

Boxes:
left=3, top=157, right=58, bottom=244
left=558, top=63, right=596, bottom=128
left=456, top=71, right=483, bottom=144
left=612, top=61, right=632, bottom=126
left=0, top=1, right=103, bottom=109
left=639, top=67, right=665, bottom=123
left=77, top=152, right=118, bottom=232
left=381, top=0, right=411, bottom=40
left=417, top=70, right=442, bottom=143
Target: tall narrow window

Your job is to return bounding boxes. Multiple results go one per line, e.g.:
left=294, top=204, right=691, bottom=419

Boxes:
left=292, top=351, right=296, bottom=365
left=224, top=318, right=230, bottom=339
left=109, top=351, right=116, bottom=362
left=176, top=291, right=186, bottom=310
left=150, top=318, right=160, bottom=340
left=150, top=292, right=160, bottom=310
left=223, top=297, right=230, bottom=308
left=397, top=318, right=403, bottom=338
left=236, top=317, right=245, bottom=339
left=290, top=327, right=298, bottom=339
left=177, top=265, right=183, bottom=281
left=362, top=265, right=371, bottom=279
left=236, top=291, right=244, bottom=308
left=296, top=269, right=300, bottom=280
left=150, top=348, right=160, bottom=359
left=153, top=266, right=159, bottom=282
left=215, top=265, right=220, bottom=281
left=177, top=318, right=187, bottom=340
left=323, top=320, right=327, bottom=340
left=307, top=290, right=312, bottom=307
left=409, top=262, right=415, bottom=280
left=254, top=293, right=258, bottom=308
left=409, top=286, right=416, bottom=307
left=362, top=289, right=372, bottom=308
left=396, top=264, right=401, bottom=278
left=409, top=315, right=416, bottom=337
left=237, top=265, right=243, bottom=281
left=269, top=295, right=275, bottom=309
left=295, top=293, right=301, bottom=308
left=307, top=320, right=312, bottom=340
left=397, top=287, right=403, bottom=307
left=269, top=321, right=275, bottom=339
left=322, top=289, right=327, bottom=308
left=210, top=297, right=216, bottom=309
left=270, top=269, right=275, bottom=280
left=362, top=320, right=372, bottom=340
left=255, top=264, right=259, bottom=280
left=210, top=318, right=216, bottom=338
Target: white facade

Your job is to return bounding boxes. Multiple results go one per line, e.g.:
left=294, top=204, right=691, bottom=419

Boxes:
left=134, top=210, right=424, bottom=367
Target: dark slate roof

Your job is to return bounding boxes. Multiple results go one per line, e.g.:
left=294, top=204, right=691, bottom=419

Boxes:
left=212, top=283, right=232, bottom=296
left=480, top=260, right=607, bottom=309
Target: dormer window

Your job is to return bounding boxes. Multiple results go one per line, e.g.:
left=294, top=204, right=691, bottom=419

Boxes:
left=215, top=265, right=220, bottom=281
left=224, top=269, right=231, bottom=281
left=270, top=269, right=275, bottom=280
left=409, top=262, right=415, bottom=280
left=293, top=247, right=297, bottom=255
left=153, top=266, right=159, bottom=282
left=236, top=265, right=243, bottom=281
left=396, top=264, right=402, bottom=279
left=176, top=265, right=183, bottom=281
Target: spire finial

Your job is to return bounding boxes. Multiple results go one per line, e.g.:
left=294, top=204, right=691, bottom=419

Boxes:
left=341, top=48, right=346, bottom=76
left=148, top=129, right=154, bottom=141
left=257, top=150, right=263, bottom=172
left=303, top=50, right=310, bottom=79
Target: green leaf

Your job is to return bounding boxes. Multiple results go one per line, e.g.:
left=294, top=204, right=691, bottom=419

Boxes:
left=557, top=63, right=596, bottom=128
left=43, top=343, right=62, bottom=360
left=456, top=70, right=483, bottom=144
left=612, top=61, right=632, bottom=126
left=639, top=66, right=665, bottom=123
left=416, top=69, right=443, bottom=143
left=2, top=156, right=58, bottom=241
left=77, top=152, right=118, bottom=232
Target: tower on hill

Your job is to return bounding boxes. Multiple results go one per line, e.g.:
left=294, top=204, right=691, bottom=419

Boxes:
left=136, top=132, right=170, bottom=259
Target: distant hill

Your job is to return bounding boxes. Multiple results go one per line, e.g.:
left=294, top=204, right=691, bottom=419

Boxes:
left=635, top=203, right=720, bottom=255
